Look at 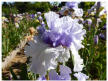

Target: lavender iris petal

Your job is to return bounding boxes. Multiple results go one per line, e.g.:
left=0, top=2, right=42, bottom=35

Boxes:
left=58, top=33, right=72, bottom=47
left=42, top=31, right=53, bottom=46
left=40, top=11, right=86, bottom=49
left=42, top=31, right=72, bottom=47
left=60, top=65, right=72, bottom=74
left=42, top=31, right=61, bottom=47
left=49, top=70, right=60, bottom=80
left=38, top=65, right=72, bottom=80
left=38, top=76, right=46, bottom=81
left=49, top=65, right=72, bottom=80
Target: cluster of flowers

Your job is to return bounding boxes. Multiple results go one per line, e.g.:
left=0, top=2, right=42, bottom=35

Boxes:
left=24, top=2, right=89, bottom=80
left=2, top=13, right=37, bottom=28
left=13, top=13, right=38, bottom=28
left=13, top=14, right=24, bottom=28
left=86, top=2, right=106, bottom=44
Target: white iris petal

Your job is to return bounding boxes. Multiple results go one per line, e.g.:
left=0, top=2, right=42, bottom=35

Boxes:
left=24, top=36, right=70, bottom=75
left=70, top=42, right=84, bottom=72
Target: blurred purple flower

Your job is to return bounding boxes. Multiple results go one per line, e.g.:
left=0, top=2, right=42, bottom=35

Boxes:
left=37, top=26, right=46, bottom=35
left=66, top=2, right=79, bottom=9
left=94, top=35, right=98, bottom=44
left=101, top=25, right=106, bottom=30
left=30, top=14, right=35, bottom=19
left=87, top=3, right=96, bottom=14
left=87, top=19, right=92, bottom=25
left=88, top=27, right=91, bottom=31
left=84, top=19, right=92, bottom=31
left=99, top=33, right=106, bottom=40
left=41, top=21, right=46, bottom=27
left=97, top=2, right=101, bottom=10
left=37, top=21, right=46, bottom=35
left=38, top=16, right=43, bottom=22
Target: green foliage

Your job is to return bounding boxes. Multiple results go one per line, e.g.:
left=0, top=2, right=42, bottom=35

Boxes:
left=2, top=7, right=18, bottom=17
left=2, top=2, right=52, bottom=15
left=79, top=2, right=95, bottom=11
left=2, top=18, right=39, bottom=59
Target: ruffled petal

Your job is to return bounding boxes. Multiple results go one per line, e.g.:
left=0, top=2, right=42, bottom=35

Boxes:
left=44, top=11, right=59, bottom=29
left=70, top=43, right=84, bottom=72
left=24, top=36, right=70, bottom=75
left=57, top=46, right=70, bottom=62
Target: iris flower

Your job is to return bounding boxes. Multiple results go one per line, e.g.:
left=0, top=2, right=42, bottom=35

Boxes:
left=24, top=11, right=86, bottom=75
